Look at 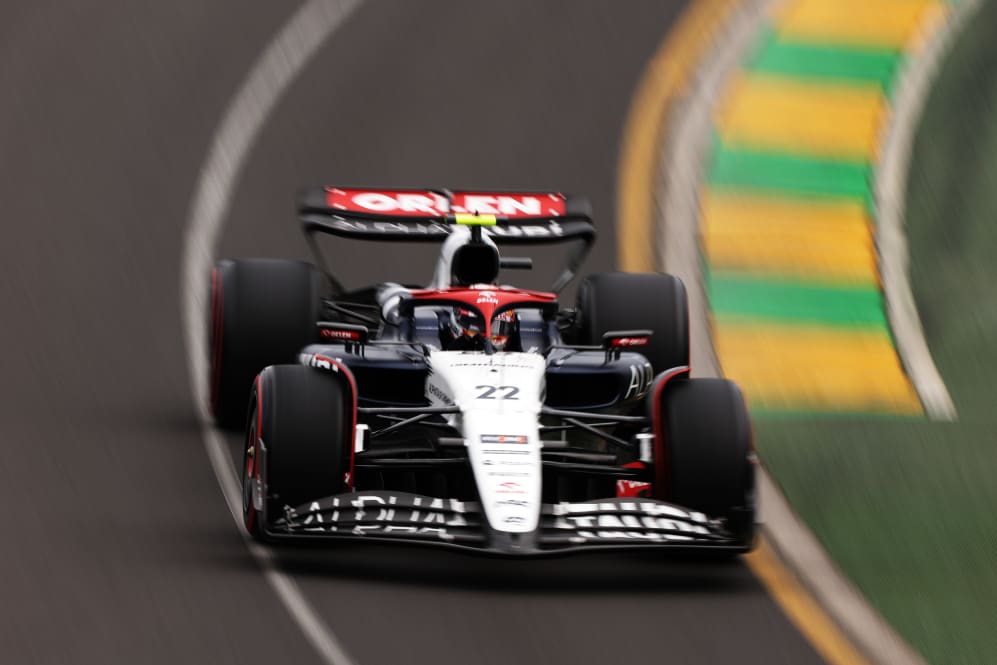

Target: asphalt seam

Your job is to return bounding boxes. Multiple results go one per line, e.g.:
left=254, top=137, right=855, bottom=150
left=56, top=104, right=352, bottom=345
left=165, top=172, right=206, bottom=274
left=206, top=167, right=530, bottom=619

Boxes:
left=179, top=2, right=363, bottom=664
left=652, top=0, right=935, bottom=663
left=875, top=0, right=984, bottom=422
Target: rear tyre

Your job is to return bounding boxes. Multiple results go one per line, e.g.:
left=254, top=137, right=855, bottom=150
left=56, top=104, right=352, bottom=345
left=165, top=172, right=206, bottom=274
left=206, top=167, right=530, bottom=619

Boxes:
left=576, top=272, right=689, bottom=374
left=242, top=365, right=352, bottom=540
left=210, top=259, right=324, bottom=428
left=659, top=378, right=755, bottom=548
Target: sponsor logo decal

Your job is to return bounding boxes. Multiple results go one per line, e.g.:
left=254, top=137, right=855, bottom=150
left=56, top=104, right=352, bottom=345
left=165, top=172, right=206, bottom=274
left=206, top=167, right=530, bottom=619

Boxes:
left=481, top=434, right=528, bottom=444
left=550, top=501, right=714, bottom=542
left=488, top=222, right=564, bottom=238
left=302, top=354, right=341, bottom=372
left=449, top=359, right=537, bottom=369
left=624, top=362, right=654, bottom=400
left=550, top=501, right=704, bottom=519
left=452, top=192, right=565, bottom=217
left=329, top=219, right=451, bottom=235
left=427, top=382, right=454, bottom=406
left=320, top=328, right=361, bottom=341
left=324, top=189, right=567, bottom=219
left=610, top=336, right=650, bottom=347
left=475, top=290, right=499, bottom=305
left=327, top=188, right=449, bottom=216
left=291, top=495, right=468, bottom=540
left=285, top=494, right=725, bottom=545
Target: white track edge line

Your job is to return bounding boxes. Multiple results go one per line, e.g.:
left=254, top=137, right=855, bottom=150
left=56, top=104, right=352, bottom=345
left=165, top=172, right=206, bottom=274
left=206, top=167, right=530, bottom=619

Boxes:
left=203, top=425, right=358, bottom=665
left=875, top=0, right=984, bottom=422
left=654, top=1, right=932, bottom=663
left=180, top=2, right=363, bottom=664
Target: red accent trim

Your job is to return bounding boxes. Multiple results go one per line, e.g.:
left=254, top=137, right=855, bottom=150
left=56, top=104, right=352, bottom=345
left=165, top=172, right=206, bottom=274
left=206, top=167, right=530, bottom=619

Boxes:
left=616, top=462, right=652, bottom=498
left=410, top=286, right=557, bottom=302
left=409, top=287, right=557, bottom=340
left=244, top=373, right=264, bottom=534
left=650, top=366, right=690, bottom=500
left=209, top=267, right=224, bottom=415
left=309, top=357, right=359, bottom=491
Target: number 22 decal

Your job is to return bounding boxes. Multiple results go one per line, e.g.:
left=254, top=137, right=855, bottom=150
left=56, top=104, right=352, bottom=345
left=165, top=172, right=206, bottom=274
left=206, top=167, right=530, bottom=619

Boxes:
left=475, top=385, right=520, bottom=400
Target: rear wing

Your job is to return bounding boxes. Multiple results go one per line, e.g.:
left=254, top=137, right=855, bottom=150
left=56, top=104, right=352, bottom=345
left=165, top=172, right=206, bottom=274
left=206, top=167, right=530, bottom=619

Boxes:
left=298, top=187, right=597, bottom=293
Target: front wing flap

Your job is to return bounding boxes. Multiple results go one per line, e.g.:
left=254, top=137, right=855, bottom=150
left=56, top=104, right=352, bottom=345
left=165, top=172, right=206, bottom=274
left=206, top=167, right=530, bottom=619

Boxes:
left=262, top=491, right=744, bottom=555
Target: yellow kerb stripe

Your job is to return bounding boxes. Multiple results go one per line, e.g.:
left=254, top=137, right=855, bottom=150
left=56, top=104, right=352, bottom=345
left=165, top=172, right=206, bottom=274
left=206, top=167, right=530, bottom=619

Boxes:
left=776, top=0, right=944, bottom=49
left=701, top=191, right=879, bottom=285
left=713, top=322, right=923, bottom=413
left=715, top=74, right=887, bottom=159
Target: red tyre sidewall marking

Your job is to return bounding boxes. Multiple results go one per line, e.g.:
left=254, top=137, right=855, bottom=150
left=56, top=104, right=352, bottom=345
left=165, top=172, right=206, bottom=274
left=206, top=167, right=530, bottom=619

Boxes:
left=244, top=373, right=265, bottom=533
left=651, top=366, right=690, bottom=501
left=310, top=357, right=359, bottom=491
left=684, top=295, right=691, bottom=371
left=335, top=361, right=359, bottom=491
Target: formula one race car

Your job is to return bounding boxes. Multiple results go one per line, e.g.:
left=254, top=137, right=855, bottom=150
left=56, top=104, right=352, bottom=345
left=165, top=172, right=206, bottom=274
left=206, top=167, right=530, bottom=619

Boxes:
left=209, top=187, right=756, bottom=555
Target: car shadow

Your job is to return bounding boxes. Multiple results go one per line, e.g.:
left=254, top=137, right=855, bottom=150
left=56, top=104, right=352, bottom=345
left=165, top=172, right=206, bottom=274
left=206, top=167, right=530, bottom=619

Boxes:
left=268, top=541, right=756, bottom=595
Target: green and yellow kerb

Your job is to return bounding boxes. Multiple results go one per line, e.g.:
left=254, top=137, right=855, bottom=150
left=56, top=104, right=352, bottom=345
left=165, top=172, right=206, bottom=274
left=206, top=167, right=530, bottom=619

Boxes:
left=701, top=0, right=952, bottom=417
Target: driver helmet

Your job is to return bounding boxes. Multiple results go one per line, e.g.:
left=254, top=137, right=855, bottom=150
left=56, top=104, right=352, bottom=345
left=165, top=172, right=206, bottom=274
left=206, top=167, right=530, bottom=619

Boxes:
left=453, top=307, right=485, bottom=341
left=490, top=310, right=517, bottom=351
left=442, top=307, right=486, bottom=351
left=448, top=308, right=517, bottom=351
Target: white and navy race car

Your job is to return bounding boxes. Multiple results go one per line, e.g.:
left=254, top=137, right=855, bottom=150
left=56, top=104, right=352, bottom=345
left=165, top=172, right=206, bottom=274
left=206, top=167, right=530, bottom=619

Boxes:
left=209, top=187, right=756, bottom=555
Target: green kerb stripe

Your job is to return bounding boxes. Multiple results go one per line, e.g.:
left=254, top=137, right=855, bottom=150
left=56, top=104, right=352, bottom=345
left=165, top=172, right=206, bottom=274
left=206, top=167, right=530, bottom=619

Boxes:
left=708, top=272, right=889, bottom=328
left=748, top=35, right=901, bottom=88
left=709, top=142, right=873, bottom=205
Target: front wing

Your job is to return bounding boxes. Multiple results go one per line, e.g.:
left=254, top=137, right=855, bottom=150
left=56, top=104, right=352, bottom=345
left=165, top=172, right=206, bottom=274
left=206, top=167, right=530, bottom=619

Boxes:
left=260, top=491, right=747, bottom=555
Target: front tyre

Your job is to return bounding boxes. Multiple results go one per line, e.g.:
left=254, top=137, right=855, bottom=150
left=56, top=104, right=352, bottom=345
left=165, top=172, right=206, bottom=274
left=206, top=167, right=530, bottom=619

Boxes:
left=242, top=365, right=353, bottom=541
left=657, top=378, right=756, bottom=549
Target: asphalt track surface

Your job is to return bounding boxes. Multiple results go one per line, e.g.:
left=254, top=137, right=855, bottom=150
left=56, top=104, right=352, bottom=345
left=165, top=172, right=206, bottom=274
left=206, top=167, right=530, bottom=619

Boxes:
left=0, top=1, right=825, bottom=663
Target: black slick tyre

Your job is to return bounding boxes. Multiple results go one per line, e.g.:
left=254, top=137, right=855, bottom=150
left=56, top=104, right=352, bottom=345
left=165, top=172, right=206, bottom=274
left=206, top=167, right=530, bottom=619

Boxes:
left=210, top=259, right=324, bottom=428
left=242, top=365, right=352, bottom=540
left=657, top=378, right=756, bottom=548
left=576, top=272, right=689, bottom=374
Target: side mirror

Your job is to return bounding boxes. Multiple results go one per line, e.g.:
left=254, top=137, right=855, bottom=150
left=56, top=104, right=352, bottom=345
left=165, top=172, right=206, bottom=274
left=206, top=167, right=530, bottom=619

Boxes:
left=602, top=330, right=653, bottom=349
left=317, top=322, right=369, bottom=350
left=602, top=330, right=652, bottom=360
